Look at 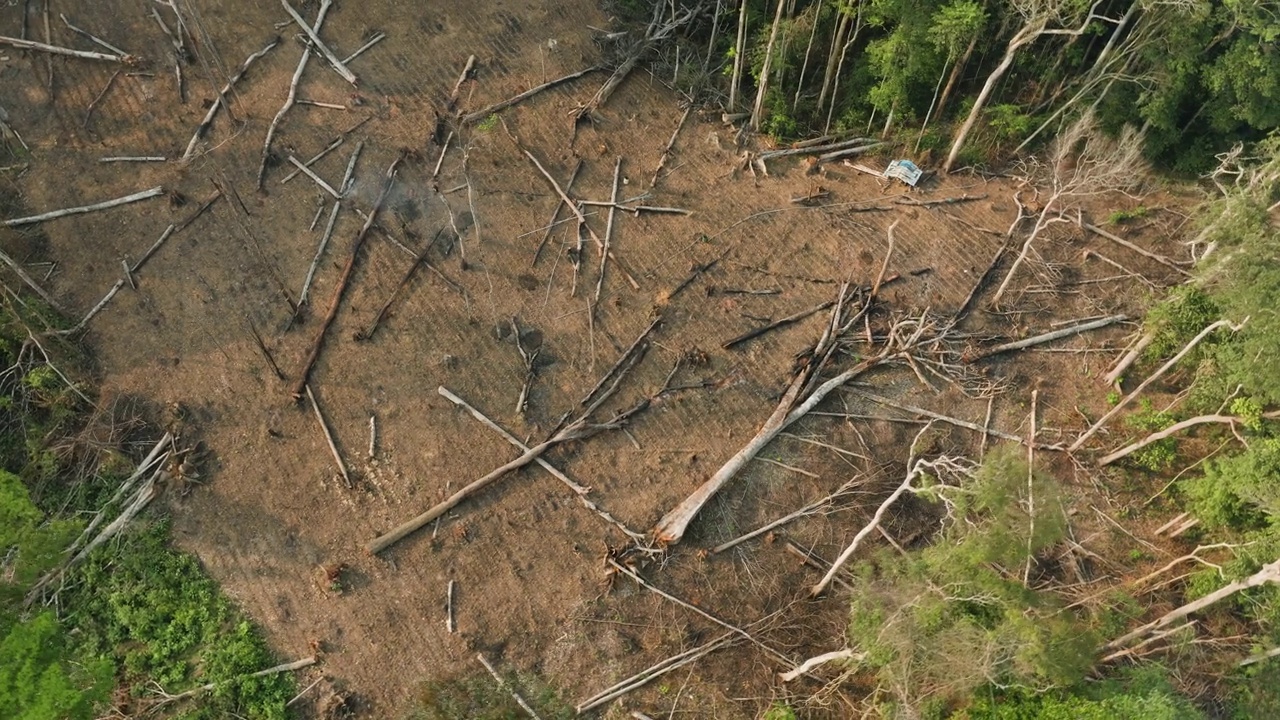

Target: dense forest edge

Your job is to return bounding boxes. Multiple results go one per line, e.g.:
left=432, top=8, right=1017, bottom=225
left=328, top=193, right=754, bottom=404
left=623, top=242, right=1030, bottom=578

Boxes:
left=4, top=0, right=1280, bottom=717
left=630, top=0, right=1280, bottom=174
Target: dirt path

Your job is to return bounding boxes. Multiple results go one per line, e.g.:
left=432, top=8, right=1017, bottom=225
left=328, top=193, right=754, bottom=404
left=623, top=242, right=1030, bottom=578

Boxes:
left=0, top=1, right=1190, bottom=716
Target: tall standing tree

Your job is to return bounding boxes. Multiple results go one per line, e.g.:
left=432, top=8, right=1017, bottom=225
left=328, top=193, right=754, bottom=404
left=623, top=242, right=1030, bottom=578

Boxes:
left=943, top=0, right=1126, bottom=172
left=917, top=0, right=987, bottom=147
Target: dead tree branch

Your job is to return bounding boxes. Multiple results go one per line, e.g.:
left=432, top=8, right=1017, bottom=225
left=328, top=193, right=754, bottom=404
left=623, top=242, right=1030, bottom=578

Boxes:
left=149, top=657, right=316, bottom=710
left=575, top=7, right=695, bottom=124
left=4, top=186, right=164, bottom=226
left=813, top=452, right=971, bottom=596
left=607, top=559, right=797, bottom=669
left=0, top=248, right=64, bottom=312
left=305, top=384, right=351, bottom=487
left=712, top=476, right=863, bottom=553
left=462, top=65, right=602, bottom=124
left=1099, top=412, right=1278, bottom=466
left=1104, top=330, right=1154, bottom=386
left=278, top=0, right=356, bottom=85
left=368, top=401, right=646, bottom=554
left=1240, top=645, right=1280, bottom=668
left=722, top=300, right=834, bottom=350
left=656, top=290, right=939, bottom=545
left=447, top=55, right=477, bottom=112
left=287, top=156, right=342, bottom=199
left=852, top=390, right=1063, bottom=449
left=46, top=279, right=124, bottom=337
left=651, top=105, right=691, bottom=188
left=577, top=631, right=737, bottom=713
left=519, top=147, right=640, bottom=289
left=358, top=230, right=441, bottom=341
left=894, top=194, right=988, bottom=207
left=0, top=34, right=129, bottom=62
left=596, top=157, right=622, bottom=306
left=369, top=345, right=652, bottom=555
left=780, top=649, right=861, bottom=682
left=1105, top=560, right=1280, bottom=652
left=1083, top=222, right=1190, bottom=277
left=438, top=386, right=648, bottom=543
left=299, top=202, right=340, bottom=306
left=182, top=38, right=281, bottom=161
left=258, top=0, right=333, bottom=188
left=477, top=654, right=542, bottom=720
left=27, top=464, right=163, bottom=605
left=290, top=154, right=404, bottom=400
left=532, top=160, right=582, bottom=266
left=59, top=14, right=128, bottom=57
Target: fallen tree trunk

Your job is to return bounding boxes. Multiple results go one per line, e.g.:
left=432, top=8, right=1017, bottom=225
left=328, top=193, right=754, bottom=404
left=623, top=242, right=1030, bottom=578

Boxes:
left=289, top=154, right=403, bottom=399
left=965, top=314, right=1127, bottom=361
left=1070, top=318, right=1244, bottom=451
left=1103, top=330, right=1154, bottom=386
left=1083, top=222, right=1190, bottom=276
left=780, top=649, right=861, bottom=682
left=371, top=332, right=655, bottom=555
left=369, top=438, right=564, bottom=554
left=654, top=347, right=895, bottom=545
left=1105, top=559, right=1280, bottom=651
left=1099, top=412, right=1279, bottom=466
left=462, top=65, right=601, bottom=124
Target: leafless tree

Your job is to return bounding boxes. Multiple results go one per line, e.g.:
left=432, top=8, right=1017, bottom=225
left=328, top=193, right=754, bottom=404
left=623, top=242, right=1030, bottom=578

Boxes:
left=991, top=111, right=1147, bottom=307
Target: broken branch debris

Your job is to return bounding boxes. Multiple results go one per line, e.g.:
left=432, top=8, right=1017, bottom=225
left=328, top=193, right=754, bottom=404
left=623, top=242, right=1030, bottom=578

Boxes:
left=290, top=154, right=404, bottom=400
left=278, top=0, right=357, bottom=85
left=4, top=186, right=164, bottom=227
left=182, top=37, right=281, bottom=161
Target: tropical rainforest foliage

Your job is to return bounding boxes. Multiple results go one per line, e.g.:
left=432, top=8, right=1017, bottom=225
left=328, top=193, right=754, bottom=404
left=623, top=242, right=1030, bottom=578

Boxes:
left=670, top=0, right=1280, bottom=172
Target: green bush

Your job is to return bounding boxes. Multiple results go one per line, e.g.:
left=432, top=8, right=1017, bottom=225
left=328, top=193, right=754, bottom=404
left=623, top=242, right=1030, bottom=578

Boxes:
left=763, top=701, right=798, bottom=720
left=1143, top=286, right=1219, bottom=362
left=64, top=522, right=294, bottom=719
left=1122, top=400, right=1178, bottom=471
left=987, top=104, right=1033, bottom=142
left=0, top=612, right=111, bottom=720
left=0, top=469, right=109, bottom=720
left=847, top=448, right=1097, bottom=714
left=1181, top=438, right=1280, bottom=530
left=1107, top=206, right=1150, bottom=225
left=961, top=667, right=1203, bottom=719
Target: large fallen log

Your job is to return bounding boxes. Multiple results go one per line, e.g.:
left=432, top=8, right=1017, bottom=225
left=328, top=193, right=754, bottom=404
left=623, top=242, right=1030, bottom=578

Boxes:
left=655, top=288, right=943, bottom=545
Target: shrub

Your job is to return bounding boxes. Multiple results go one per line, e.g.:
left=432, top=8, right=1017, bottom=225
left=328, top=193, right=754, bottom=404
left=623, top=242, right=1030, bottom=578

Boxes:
left=1181, top=438, right=1280, bottom=530
left=1143, top=286, right=1219, bottom=362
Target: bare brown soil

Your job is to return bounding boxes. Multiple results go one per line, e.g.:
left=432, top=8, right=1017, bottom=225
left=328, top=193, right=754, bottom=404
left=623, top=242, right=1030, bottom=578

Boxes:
left=0, top=1, right=1198, bottom=717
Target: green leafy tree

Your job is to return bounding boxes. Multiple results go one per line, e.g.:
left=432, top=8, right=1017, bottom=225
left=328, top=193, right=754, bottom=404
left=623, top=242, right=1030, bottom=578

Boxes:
left=0, top=469, right=80, bottom=596
left=961, top=667, right=1204, bottom=719
left=0, top=469, right=107, bottom=720
left=1197, top=139, right=1280, bottom=404
left=847, top=448, right=1098, bottom=715
left=0, top=612, right=110, bottom=720
left=1183, top=438, right=1280, bottom=531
